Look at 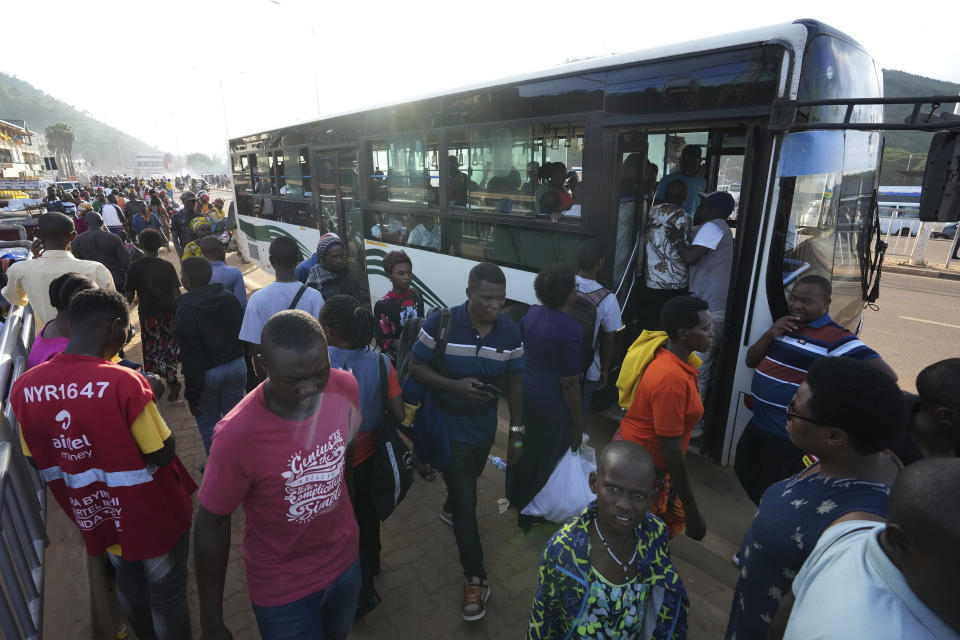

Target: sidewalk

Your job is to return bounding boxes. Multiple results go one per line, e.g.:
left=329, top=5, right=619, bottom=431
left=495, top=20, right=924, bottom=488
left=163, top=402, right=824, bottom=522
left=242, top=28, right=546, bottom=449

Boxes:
left=43, top=250, right=756, bottom=640
left=883, top=256, right=960, bottom=280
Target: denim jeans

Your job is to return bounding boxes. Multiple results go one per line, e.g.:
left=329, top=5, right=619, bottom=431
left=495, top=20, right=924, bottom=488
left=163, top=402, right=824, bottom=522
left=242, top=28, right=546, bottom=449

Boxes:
left=106, top=530, right=190, bottom=640
left=196, top=356, right=246, bottom=454
left=251, top=557, right=361, bottom=640
left=694, top=310, right=726, bottom=408
left=441, top=436, right=495, bottom=579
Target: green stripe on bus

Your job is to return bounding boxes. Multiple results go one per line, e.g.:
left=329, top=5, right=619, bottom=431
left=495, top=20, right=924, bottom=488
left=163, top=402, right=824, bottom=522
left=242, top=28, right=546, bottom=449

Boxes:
left=365, top=248, right=447, bottom=308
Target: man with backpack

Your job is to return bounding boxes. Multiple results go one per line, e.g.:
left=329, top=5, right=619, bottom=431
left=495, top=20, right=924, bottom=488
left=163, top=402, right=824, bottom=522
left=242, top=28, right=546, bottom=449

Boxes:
left=572, top=240, right=624, bottom=419
left=408, top=262, right=525, bottom=622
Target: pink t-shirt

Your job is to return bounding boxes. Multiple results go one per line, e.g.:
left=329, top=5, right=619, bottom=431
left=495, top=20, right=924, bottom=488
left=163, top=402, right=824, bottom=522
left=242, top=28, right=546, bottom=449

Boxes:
left=198, top=369, right=361, bottom=607
left=27, top=322, right=69, bottom=370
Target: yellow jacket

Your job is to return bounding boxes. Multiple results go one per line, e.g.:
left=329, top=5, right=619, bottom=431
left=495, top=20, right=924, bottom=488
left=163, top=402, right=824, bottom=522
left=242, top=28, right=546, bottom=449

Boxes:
left=616, top=330, right=703, bottom=409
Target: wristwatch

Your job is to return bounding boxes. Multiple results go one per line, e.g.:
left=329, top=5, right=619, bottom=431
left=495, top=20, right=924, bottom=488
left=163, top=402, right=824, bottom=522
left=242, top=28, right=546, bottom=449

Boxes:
left=509, top=425, right=525, bottom=435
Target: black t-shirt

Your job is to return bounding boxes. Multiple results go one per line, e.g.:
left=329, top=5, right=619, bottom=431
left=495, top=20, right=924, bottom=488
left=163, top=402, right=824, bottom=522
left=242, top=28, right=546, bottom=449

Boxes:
left=126, top=257, right=181, bottom=318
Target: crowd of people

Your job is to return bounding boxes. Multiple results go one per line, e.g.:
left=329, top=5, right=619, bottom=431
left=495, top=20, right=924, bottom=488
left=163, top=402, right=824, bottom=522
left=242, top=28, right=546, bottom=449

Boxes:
left=1, top=176, right=959, bottom=640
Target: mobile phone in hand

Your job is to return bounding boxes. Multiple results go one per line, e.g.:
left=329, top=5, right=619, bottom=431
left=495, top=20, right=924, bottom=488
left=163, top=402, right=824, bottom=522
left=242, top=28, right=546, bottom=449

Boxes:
left=479, top=383, right=501, bottom=396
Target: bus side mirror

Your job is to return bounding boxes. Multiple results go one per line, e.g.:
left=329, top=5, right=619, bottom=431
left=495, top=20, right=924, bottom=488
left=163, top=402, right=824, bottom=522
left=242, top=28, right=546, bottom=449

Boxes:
left=919, top=131, right=960, bottom=222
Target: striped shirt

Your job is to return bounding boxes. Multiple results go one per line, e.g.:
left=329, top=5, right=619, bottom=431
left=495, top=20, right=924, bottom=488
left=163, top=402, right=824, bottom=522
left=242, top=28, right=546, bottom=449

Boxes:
left=412, top=303, right=524, bottom=443
left=750, top=314, right=879, bottom=437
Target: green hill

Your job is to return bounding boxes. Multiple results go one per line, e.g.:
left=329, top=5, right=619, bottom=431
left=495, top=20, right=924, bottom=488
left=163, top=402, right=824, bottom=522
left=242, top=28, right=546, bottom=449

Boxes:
left=0, top=72, right=162, bottom=173
left=879, top=69, right=960, bottom=184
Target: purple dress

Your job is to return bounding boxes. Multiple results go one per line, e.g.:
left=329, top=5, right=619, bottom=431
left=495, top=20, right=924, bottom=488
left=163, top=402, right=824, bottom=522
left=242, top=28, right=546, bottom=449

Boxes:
left=506, top=305, right=583, bottom=514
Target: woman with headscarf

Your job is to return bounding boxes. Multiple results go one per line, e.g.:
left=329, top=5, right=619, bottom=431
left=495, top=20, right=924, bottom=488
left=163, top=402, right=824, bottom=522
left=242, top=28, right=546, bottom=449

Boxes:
left=306, top=232, right=364, bottom=301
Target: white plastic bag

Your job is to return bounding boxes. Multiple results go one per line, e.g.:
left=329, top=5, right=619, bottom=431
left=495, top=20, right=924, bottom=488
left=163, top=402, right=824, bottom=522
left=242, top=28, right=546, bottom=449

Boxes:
left=521, top=446, right=597, bottom=522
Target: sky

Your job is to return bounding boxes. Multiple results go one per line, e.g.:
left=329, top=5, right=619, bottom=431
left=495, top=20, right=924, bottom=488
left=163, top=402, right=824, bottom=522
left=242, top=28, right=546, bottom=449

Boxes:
left=4, top=0, right=959, bottom=158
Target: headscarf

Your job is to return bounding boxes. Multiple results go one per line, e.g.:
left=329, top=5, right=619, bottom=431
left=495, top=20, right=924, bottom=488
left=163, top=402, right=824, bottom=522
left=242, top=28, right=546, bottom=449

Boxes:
left=306, top=233, right=345, bottom=287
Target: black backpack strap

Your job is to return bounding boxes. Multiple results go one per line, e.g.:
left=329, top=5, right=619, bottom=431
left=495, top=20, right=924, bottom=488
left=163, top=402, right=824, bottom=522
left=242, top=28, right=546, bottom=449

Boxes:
left=432, top=307, right=452, bottom=375
left=288, top=284, right=308, bottom=310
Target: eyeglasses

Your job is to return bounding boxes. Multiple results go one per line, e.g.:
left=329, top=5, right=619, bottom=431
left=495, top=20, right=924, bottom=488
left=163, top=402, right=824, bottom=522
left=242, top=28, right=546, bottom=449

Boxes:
left=785, top=401, right=832, bottom=428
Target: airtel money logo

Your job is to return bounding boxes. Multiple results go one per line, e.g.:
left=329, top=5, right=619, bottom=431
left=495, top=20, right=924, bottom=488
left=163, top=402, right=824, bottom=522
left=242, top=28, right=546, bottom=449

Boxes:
left=56, top=410, right=71, bottom=430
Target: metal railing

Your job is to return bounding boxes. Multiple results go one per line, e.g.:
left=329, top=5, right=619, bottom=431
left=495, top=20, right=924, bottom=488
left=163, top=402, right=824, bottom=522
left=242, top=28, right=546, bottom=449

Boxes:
left=0, top=242, right=46, bottom=640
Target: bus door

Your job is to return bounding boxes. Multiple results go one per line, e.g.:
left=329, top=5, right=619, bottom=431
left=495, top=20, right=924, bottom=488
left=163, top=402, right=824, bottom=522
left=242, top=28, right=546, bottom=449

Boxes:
left=603, top=124, right=755, bottom=457
left=309, top=148, right=365, bottom=297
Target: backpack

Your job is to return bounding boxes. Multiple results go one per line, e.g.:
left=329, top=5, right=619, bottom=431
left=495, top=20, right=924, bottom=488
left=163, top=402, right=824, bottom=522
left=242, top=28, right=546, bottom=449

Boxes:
left=565, top=287, right=610, bottom=376
left=370, top=354, right=414, bottom=521
left=396, top=307, right=451, bottom=383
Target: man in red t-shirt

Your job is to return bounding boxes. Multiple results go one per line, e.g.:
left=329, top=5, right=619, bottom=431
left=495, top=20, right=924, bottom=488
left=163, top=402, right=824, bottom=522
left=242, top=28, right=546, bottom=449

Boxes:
left=11, top=288, right=197, bottom=640
left=195, top=310, right=361, bottom=640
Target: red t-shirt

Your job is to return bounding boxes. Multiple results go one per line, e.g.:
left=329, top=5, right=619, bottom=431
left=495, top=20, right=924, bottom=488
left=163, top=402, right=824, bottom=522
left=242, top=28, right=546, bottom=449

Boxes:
left=619, top=348, right=703, bottom=469
left=198, top=369, right=361, bottom=607
left=11, top=353, right=196, bottom=560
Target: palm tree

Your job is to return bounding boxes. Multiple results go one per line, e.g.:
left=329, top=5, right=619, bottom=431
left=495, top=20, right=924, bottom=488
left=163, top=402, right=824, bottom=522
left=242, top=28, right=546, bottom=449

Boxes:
left=44, top=122, right=76, bottom=178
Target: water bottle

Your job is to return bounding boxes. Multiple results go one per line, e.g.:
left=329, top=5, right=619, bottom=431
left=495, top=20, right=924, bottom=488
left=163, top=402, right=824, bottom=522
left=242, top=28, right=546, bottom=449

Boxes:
left=488, top=454, right=507, bottom=471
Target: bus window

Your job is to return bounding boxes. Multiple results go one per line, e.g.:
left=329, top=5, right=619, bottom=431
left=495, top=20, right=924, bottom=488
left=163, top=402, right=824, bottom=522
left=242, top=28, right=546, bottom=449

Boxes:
left=448, top=123, right=584, bottom=218
left=369, top=136, right=438, bottom=206
left=313, top=151, right=340, bottom=234
left=280, top=149, right=306, bottom=196
left=254, top=152, right=271, bottom=195
left=774, top=129, right=844, bottom=316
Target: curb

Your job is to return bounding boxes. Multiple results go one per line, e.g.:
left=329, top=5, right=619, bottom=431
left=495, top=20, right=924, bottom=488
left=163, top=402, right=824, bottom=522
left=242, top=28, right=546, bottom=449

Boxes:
left=883, top=263, right=960, bottom=280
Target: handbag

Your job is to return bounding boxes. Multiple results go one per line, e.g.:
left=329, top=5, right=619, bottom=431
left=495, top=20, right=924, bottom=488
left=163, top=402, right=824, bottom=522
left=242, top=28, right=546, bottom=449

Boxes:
left=370, top=355, right=414, bottom=521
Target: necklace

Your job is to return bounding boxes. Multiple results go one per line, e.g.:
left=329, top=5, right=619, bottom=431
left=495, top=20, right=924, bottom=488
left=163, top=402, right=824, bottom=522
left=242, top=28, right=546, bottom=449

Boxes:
left=594, top=517, right=637, bottom=573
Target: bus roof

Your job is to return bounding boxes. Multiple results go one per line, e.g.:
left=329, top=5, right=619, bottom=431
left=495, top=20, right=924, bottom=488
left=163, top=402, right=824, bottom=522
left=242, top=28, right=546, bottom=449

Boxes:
left=231, top=21, right=816, bottom=142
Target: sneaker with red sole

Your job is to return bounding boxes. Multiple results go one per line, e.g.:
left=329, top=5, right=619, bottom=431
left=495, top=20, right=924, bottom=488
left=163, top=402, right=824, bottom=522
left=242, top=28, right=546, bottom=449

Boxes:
left=462, top=576, right=491, bottom=621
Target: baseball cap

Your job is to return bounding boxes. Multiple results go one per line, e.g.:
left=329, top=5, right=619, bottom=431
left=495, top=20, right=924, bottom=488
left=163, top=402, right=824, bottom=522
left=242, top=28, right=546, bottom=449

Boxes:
left=699, top=191, right=736, bottom=217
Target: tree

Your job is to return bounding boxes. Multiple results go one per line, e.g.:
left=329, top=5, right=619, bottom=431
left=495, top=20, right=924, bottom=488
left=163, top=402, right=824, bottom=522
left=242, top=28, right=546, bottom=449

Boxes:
left=44, top=122, right=76, bottom=178
left=186, top=152, right=214, bottom=171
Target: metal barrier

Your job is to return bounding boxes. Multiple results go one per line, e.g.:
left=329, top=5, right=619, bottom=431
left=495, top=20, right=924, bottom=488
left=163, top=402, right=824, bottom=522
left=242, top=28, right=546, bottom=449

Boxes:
left=878, top=211, right=923, bottom=257
left=0, top=247, right=46, bottom=640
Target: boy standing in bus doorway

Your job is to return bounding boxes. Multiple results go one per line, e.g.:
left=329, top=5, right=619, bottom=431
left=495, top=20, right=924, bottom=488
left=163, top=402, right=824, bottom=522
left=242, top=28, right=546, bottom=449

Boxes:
left=738, top=275, right=898, bottom=504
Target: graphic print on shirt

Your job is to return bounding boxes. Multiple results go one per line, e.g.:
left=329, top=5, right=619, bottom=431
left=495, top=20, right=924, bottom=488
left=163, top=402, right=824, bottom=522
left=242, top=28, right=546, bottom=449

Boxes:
left=281, top=429, right=346, bottom=524
left=69, top=490, right=122, bottom=532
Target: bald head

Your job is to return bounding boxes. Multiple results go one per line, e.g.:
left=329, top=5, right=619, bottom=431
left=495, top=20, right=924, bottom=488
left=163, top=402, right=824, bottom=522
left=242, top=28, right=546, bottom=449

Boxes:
left=882, top=457, right=960, bottom=631
left=84, top=211, right=103, bottom=228
left=198, top=236, right=225, bottom=261
left=597, top=440, right=656, bottom=478
left=888, top=457, right=960, bottom=544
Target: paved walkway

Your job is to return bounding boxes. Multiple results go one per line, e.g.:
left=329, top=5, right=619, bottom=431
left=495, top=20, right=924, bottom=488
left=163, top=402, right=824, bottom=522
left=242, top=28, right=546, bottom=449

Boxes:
left=42, top=245, right=757, bottom=639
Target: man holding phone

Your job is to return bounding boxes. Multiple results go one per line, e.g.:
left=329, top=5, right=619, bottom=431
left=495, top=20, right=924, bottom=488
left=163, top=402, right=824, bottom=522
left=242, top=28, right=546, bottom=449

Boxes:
left=409, top=262, right=525, bottom=623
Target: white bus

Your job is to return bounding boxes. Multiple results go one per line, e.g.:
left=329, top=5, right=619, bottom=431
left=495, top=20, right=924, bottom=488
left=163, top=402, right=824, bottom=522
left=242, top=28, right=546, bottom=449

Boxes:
left=227, top=19, right=887, bottom=463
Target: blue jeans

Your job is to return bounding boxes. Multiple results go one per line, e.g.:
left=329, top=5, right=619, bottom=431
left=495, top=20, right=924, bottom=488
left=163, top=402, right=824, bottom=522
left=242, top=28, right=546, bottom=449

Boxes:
left=196, top=356, right=246, bottom=454
left=106, top=531, right=190, bottom=640
left=251, top=557, right=361, bottom=640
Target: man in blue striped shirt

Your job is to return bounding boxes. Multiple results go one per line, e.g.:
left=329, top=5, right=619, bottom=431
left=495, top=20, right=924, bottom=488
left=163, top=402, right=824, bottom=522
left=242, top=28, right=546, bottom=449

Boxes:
left=736, top=275, right=897, bottom=504
left=409, top=262, right=525, bottom=622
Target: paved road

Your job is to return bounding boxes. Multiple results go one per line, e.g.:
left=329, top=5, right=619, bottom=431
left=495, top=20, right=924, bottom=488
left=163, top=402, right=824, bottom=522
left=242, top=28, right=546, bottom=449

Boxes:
left=858, top=272, right=960, bottom=392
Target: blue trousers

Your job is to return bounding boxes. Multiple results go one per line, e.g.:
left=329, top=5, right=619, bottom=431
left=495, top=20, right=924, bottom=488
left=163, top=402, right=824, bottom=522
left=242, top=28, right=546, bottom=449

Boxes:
left=106, top=531, right=190, bottom=640
left=251, top=558, right=361, bottom=640
left=196, top=356, right=246, bottom=454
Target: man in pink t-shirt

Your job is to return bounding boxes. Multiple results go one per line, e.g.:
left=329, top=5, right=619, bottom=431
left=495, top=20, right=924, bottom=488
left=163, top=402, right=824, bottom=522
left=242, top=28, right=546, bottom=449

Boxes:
left=195, top=310, right=361, bottom=640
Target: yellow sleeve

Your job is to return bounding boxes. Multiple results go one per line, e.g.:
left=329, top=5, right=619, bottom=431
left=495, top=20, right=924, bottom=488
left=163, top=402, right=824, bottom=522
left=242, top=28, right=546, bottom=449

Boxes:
left=130, top=401, right=172, bottom=455
left=20, top=427, right=32, bottom=457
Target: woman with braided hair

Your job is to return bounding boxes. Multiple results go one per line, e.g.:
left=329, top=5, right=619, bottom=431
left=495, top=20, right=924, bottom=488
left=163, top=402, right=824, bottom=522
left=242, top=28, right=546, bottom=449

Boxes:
left=319, top=295, right=405, bottom=621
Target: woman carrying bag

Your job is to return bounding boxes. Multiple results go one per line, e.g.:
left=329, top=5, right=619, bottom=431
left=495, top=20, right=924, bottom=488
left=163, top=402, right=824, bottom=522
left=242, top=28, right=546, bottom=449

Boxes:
left=319, top=295, right=405, bottom=622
